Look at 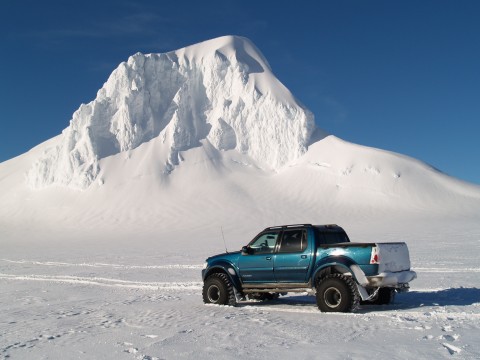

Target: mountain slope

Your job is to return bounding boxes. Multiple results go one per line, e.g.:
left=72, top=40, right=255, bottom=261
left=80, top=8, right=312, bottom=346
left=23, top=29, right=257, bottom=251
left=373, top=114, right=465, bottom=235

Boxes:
left=1, top=132, right=479, bottom=242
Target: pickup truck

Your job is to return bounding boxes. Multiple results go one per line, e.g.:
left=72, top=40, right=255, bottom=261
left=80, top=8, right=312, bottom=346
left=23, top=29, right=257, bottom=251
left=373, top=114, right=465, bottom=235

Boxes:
left=202, top=224, right=416, bottom=312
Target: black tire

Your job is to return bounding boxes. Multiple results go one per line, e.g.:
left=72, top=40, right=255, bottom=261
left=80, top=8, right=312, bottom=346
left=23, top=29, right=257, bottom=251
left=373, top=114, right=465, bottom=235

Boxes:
left=372, top=287, right=396, bottom=305
left=316, top=274, right=359, bottom=313
left=202, top=273, right=236, bottom=306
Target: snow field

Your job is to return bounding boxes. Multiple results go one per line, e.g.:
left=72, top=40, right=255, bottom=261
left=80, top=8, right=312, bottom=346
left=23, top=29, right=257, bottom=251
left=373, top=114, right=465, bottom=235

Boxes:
left=1, top=217, right=480, bottom=360
left=1, top=254, right=479, bottom=359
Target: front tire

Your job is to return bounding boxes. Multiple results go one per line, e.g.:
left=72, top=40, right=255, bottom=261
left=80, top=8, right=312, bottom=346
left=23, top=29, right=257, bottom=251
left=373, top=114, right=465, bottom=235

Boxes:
left=203, top=273, right=236, bottom=306
left=316, top=274, right=359, bottom=312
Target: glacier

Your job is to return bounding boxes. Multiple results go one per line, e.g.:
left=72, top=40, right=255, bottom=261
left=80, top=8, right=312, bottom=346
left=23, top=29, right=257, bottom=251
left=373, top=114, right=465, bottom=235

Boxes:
left=27, top=35, right=317, bottom=189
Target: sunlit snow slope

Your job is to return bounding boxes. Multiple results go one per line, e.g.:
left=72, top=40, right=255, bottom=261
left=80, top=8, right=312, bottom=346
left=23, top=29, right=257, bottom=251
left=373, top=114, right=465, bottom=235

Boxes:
left=0, top=35, right=479, bottom=240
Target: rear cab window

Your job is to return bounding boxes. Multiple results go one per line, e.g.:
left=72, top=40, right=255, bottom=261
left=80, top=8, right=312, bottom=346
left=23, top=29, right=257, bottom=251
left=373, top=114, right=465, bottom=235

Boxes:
left=315, top=228, right=350, bottom=245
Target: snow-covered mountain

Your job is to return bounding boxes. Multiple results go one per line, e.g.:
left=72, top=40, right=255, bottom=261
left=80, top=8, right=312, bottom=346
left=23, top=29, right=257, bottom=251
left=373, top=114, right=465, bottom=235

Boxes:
left=27, top=35, right=316, bottom=189
left=1, top=35, right=479, bottom=240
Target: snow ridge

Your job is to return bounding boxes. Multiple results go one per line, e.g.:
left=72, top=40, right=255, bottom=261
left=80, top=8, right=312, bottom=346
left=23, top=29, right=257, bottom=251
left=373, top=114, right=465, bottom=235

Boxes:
left=27, top=36, right=316, bottom=189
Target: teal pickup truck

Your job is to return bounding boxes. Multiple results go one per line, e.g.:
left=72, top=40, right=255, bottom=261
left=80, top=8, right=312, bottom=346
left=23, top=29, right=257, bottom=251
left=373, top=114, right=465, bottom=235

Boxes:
left=202, top=224, right=416, bottom=312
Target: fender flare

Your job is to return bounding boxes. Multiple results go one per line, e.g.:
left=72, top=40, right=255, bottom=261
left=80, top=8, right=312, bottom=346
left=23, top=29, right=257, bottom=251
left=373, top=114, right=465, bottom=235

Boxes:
left=312, top=256, right=363, bottom=285
left=203, top=261, right=242, bottom=292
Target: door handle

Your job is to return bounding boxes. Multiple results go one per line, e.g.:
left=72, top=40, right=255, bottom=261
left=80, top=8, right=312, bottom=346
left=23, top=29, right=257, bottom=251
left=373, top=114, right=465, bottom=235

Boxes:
left=301, top=255, right=307, bottom=259
left=266, top=256, right=272, bottom=260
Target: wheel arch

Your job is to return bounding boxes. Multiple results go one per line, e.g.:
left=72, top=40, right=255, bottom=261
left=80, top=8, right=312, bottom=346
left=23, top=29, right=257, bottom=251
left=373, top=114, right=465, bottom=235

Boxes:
left=313, top=256, right=361, bottom=286
left=203, top=262, right=242, bottom=292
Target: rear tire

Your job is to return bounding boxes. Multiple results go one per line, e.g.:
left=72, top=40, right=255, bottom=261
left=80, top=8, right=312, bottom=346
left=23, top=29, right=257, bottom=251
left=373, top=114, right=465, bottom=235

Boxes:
left=373, top=287, right=396, bottom=305
left=316, top=274, right=359, bottom=313
left=203, top=273, right=236, bottom=306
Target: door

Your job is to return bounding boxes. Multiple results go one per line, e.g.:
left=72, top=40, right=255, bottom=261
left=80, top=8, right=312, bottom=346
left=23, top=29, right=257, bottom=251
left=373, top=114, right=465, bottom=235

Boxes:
left=273, top=229, right=310, bottom=283
left=238, top=231, right=279, bottom=283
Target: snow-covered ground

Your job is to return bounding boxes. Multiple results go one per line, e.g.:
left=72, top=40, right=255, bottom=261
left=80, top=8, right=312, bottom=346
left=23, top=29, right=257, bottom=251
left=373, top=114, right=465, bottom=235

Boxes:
left=1, top=36, right=480, bottom=359
left=1, top=217, right=480, bottom=359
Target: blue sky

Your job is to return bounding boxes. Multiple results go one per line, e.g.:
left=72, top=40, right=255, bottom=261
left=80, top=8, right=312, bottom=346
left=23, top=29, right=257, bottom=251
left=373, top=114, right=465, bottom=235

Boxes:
left=1, top=0, right=479, bottom=184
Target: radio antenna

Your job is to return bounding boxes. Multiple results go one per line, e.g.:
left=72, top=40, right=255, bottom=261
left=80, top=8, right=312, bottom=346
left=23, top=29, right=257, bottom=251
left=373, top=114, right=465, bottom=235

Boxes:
left=221, top=226, right=229, bottom=253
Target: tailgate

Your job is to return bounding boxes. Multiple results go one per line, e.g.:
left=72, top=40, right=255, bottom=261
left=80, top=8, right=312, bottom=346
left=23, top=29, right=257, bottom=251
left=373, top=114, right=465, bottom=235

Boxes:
left=375, top=243, right=411, bottom=273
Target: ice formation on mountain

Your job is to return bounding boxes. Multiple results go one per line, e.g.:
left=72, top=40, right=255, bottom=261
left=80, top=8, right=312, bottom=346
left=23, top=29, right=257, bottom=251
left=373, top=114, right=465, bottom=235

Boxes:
left=27, top=36, right=316, bottom=189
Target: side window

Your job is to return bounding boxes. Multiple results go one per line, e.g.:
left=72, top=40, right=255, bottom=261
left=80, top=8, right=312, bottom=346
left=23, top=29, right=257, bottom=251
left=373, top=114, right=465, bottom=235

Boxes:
left=249, top=232, right=279, bottom=254
left=278, top=230, right=307, bottom=253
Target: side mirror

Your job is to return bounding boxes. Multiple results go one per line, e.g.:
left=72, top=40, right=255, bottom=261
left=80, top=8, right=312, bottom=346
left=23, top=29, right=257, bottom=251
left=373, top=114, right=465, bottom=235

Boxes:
left=241, top=246, right=251, bottom=255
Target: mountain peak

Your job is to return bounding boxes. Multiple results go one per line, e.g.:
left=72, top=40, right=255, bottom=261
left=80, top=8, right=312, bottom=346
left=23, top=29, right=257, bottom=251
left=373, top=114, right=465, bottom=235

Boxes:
left=174, top=35, right=271, bottom=69
left=27, top=36, right=318, bottom=189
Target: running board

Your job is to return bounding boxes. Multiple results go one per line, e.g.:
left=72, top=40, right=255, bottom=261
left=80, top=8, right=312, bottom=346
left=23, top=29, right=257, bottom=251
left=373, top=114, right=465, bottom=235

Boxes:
left=242, top=288, right=312, bottom=293
left=242, top=282, right=312, bottom=293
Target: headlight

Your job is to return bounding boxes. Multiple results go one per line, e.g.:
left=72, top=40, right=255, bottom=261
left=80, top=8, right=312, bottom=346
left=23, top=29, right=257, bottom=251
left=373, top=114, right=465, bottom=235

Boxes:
left=202, top=262, right=208, bottom=269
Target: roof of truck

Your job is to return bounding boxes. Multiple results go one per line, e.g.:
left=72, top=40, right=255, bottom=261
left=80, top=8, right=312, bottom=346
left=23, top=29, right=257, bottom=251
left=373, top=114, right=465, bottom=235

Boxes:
left=263, top=224, right=345, bottom=232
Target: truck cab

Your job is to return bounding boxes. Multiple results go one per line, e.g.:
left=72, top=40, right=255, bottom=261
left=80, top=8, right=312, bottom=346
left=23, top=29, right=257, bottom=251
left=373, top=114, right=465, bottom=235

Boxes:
left=238, top=225, right=348, bottom=283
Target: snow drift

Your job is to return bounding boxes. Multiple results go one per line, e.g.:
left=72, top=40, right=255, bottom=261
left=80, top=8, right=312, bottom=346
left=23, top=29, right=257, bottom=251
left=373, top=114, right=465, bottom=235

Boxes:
left=27, top=35, right=316, bottom=189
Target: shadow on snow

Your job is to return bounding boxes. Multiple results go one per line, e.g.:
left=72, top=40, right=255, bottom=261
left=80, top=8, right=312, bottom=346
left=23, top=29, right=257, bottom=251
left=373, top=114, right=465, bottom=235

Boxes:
left=237, top=287, right=480, bottom=312
left=394, top=287, right=480, bottom=308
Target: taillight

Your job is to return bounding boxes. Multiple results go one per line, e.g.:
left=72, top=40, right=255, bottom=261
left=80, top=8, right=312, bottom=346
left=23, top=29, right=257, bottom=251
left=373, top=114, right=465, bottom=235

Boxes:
left=370, top=247, right=379, bottom=264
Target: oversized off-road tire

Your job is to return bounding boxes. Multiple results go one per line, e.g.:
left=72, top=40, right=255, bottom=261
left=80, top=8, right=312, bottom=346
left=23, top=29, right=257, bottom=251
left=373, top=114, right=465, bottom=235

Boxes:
left=203, top=273, right=236, bottom=306
left=373, top=287, right=396, bottom=305
left=316, top=274, right=359, bottom=313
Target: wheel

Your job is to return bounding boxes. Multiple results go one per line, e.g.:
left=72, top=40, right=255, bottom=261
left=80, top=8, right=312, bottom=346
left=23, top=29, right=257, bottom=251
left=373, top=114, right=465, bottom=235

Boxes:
left=372, top=287, right=396, bottom=305
left=203, top=273, right=236, bottom=306
left=316, top=274, right=359, bottom=313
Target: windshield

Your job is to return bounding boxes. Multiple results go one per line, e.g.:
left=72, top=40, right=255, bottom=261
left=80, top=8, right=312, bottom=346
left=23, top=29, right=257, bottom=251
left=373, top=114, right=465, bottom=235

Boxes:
left=248, top=231, right=279, bottom=254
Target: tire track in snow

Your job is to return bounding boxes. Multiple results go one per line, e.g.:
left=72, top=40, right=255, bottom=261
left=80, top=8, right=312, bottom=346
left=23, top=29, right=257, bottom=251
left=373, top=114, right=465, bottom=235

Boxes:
left=0, top=259, right=203, bottom=269
left=368, top=310, right=480, bottom=321
left=0, top=273, right=202, bottom=291
left=4, top=260, right=479, bottom=273
left=220, top=303, right=480, bottom=319
left=415, top=267, right=480, bottom=273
